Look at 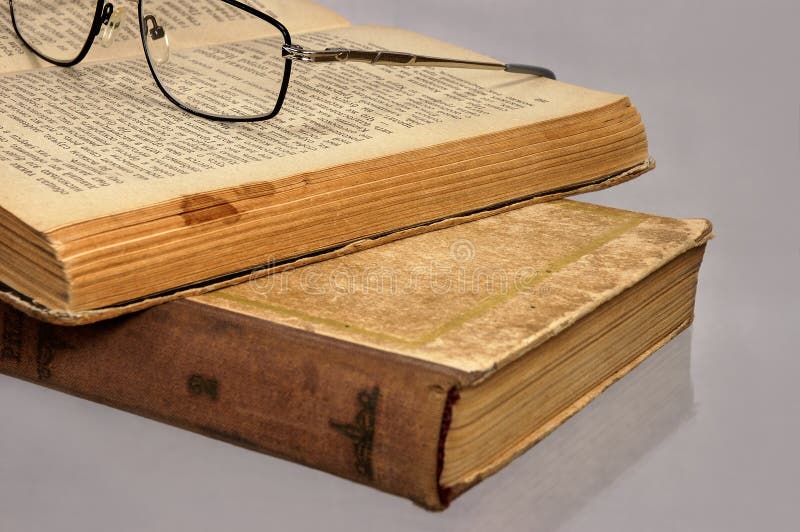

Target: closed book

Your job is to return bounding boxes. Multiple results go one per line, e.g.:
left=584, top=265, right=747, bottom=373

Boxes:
left=0, top=200, right=712, bottom=510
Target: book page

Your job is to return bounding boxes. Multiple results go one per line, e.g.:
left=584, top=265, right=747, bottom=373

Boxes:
left=0, top=0, right=349, bottom=74
left=0, top=24, right=626, bottom=231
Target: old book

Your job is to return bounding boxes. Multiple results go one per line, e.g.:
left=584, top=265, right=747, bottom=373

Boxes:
left=0, top=199, right=712, bottom=510
left=0, top=0, right=652, bottom=317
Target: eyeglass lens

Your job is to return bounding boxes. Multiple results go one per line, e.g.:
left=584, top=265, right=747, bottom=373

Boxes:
left=11, top=0, right=290, bottom=119
left=140, top=0, right=289, bottom=120
left=11, top=0, right=99, bottom=63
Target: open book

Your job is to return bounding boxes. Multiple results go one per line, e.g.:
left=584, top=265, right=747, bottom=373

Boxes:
left=0, top=0, right=652, bottom=318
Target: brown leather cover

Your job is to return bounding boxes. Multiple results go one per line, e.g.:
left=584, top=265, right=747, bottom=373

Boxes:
left=0, top=300, right=459, bottom=509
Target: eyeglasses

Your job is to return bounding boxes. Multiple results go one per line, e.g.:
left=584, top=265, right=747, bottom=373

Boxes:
left=9, top=0, right=556, bottom=122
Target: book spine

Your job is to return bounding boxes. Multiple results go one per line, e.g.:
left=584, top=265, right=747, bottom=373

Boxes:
left=0, top=300, right=458, bottom=510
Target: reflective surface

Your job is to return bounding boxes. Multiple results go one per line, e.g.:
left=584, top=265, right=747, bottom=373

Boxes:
left=1, top=0, right=799, bottom=530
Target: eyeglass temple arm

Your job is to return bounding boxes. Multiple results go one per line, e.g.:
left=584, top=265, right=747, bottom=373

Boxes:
left=282, top=45, right=556, bottom=80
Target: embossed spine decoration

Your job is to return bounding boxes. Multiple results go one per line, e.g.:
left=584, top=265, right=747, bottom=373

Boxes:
left=187, top=374, right=219, bottom=400
left=1, top=308, right=24, bottom=363
left=330, top=387, right=379, bottom=480
left=36, top=325, right=55, bottom=381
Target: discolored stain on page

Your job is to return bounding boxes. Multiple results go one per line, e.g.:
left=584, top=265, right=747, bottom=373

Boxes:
left=180, top=194, right=241, bottom=226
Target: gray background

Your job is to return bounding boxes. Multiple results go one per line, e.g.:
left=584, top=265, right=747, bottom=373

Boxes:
left=2, top=0, right=799, bottom=530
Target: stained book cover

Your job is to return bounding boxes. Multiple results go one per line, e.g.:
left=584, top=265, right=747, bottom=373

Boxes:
left=0, top=200, right=712, bottom=509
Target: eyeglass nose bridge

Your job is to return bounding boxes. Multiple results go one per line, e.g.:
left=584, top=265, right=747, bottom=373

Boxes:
left=97, top=3, right=128, bottom=48
left=143, top=14, right=170, bottom=65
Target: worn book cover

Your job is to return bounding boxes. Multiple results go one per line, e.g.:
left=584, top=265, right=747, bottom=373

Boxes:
left=0, top=200, right=712, bottom=509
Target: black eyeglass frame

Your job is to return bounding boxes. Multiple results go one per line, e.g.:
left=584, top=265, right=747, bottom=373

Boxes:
left=9, top=0, right=555, bottom=123
left=9, top=0, right=294, bottom=122
left=139, top=0, right=293, bottom=122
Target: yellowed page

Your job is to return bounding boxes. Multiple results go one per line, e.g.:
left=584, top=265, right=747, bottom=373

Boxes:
left=0, top=24, right=626, bottom=232
left=0, top=0, right=349, bottom=74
